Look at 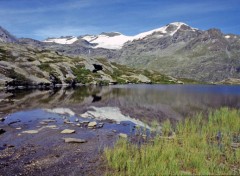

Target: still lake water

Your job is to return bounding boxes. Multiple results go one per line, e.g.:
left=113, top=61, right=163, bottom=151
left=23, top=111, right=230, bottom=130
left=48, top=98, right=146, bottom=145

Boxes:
left=1, top=84, right=240, bottom=125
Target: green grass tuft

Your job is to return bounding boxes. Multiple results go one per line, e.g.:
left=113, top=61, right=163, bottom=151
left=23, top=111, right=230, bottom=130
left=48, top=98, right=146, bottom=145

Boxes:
left=105, top=108, right=240, bottom=175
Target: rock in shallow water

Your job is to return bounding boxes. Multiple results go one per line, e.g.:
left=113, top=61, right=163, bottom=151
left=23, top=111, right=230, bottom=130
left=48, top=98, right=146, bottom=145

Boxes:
left=63, top=138, right=87, bottom=143
left=61, top=129, right=75, bottom=134
left=88, top=121, right=97, bottom=128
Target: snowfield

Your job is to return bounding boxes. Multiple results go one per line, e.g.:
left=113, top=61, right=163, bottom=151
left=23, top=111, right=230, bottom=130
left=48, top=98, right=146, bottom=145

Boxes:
left=43, top=22, right=194, bottom=49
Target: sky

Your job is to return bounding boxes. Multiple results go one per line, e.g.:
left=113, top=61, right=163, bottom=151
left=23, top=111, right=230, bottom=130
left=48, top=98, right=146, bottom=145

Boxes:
left=0, top=0, right=240, bottom=40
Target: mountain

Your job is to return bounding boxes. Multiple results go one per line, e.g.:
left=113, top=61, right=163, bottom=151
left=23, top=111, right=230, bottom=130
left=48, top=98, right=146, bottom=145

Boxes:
left=1, top=22, right=240, bottom=84
left=117, top=24, right=240, bottom=82
left=0, top=26, right=18, bottom=43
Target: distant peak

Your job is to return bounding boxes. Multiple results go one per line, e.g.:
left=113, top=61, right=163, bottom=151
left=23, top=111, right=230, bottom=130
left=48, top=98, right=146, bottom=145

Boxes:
left=168, top=22, right=188, bottom=26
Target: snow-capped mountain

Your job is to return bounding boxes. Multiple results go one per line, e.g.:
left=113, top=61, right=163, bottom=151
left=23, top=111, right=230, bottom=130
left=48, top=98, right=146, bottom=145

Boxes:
left=43, top=22, right=196, bottom=49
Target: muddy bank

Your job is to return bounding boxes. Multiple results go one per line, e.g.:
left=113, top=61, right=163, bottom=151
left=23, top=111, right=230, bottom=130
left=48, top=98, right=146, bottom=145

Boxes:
left=0, top=107, right=141, bottom=176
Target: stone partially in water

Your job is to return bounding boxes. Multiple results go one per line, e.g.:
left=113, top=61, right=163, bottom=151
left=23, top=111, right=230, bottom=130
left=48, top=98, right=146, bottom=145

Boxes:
left=64, top=120, right=73, bottom=124
left=64, top=138, right=87, bottom=143
left=98, top=122, right=104, bottom=128
left=88, top=121, right=97, bottom=128
left=0, top=118, right=5, bottom=122
left=22, top=130, right=39, bottom=134
left=61, top=129, right=75, bottom=134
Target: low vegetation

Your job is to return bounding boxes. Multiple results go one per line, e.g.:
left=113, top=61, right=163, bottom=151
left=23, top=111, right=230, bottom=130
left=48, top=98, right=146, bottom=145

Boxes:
left=105, top=108, right=240, bottom=175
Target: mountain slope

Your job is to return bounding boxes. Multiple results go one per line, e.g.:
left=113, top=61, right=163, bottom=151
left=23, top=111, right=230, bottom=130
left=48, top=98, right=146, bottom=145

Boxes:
left=0, top=26, right=18, bottom=43
left=0, top=42, right=178, bottom=88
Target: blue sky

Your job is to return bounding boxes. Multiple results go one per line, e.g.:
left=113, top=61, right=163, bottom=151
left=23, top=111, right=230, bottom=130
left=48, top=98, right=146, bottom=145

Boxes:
left=0, top=0, right=239, bottom=40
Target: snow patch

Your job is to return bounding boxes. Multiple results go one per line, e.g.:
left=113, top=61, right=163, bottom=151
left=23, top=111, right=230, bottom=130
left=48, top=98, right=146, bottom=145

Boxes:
left=225, top=35, right=231, bottom=39
left=44, top=36, right=78, bottom=44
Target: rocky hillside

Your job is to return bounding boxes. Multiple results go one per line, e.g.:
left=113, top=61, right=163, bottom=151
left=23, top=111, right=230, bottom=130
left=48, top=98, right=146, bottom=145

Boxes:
left=0, top=26, right=18, bottom=43
left=117, top=23, right=240, bottom=83
left=0, top=42, right=178, bottom=89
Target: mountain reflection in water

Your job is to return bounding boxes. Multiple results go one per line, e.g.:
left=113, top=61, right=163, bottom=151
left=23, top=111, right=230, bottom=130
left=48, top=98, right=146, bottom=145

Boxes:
left=0, top=84, right=240, bottom=124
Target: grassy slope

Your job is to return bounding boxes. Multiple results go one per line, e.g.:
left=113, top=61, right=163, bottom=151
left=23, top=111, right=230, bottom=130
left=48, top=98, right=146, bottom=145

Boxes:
left=105, top=108, right=240, bottom=175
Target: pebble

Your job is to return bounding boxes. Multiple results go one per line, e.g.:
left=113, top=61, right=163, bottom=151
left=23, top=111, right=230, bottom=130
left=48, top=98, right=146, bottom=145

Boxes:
left=75, top=118, right=79, bottom=122
left=60, top=129, right=75, bottom=134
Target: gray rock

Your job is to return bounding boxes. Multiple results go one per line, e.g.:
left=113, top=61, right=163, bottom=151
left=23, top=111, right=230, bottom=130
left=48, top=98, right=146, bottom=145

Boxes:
left=61, top=129, right=75, bottom=134
left=63, top=138, right=87, bottom=143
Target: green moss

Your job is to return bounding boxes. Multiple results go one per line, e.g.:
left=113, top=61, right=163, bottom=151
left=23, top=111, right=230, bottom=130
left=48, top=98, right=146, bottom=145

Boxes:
left=71, top=66, right=93, bottom=84
left=38, top=63, right=52, bottom=73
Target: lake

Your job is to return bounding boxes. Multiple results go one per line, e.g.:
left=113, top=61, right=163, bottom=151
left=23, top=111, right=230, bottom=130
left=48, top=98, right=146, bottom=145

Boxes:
left=1, top=84, right=240, bottom=125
